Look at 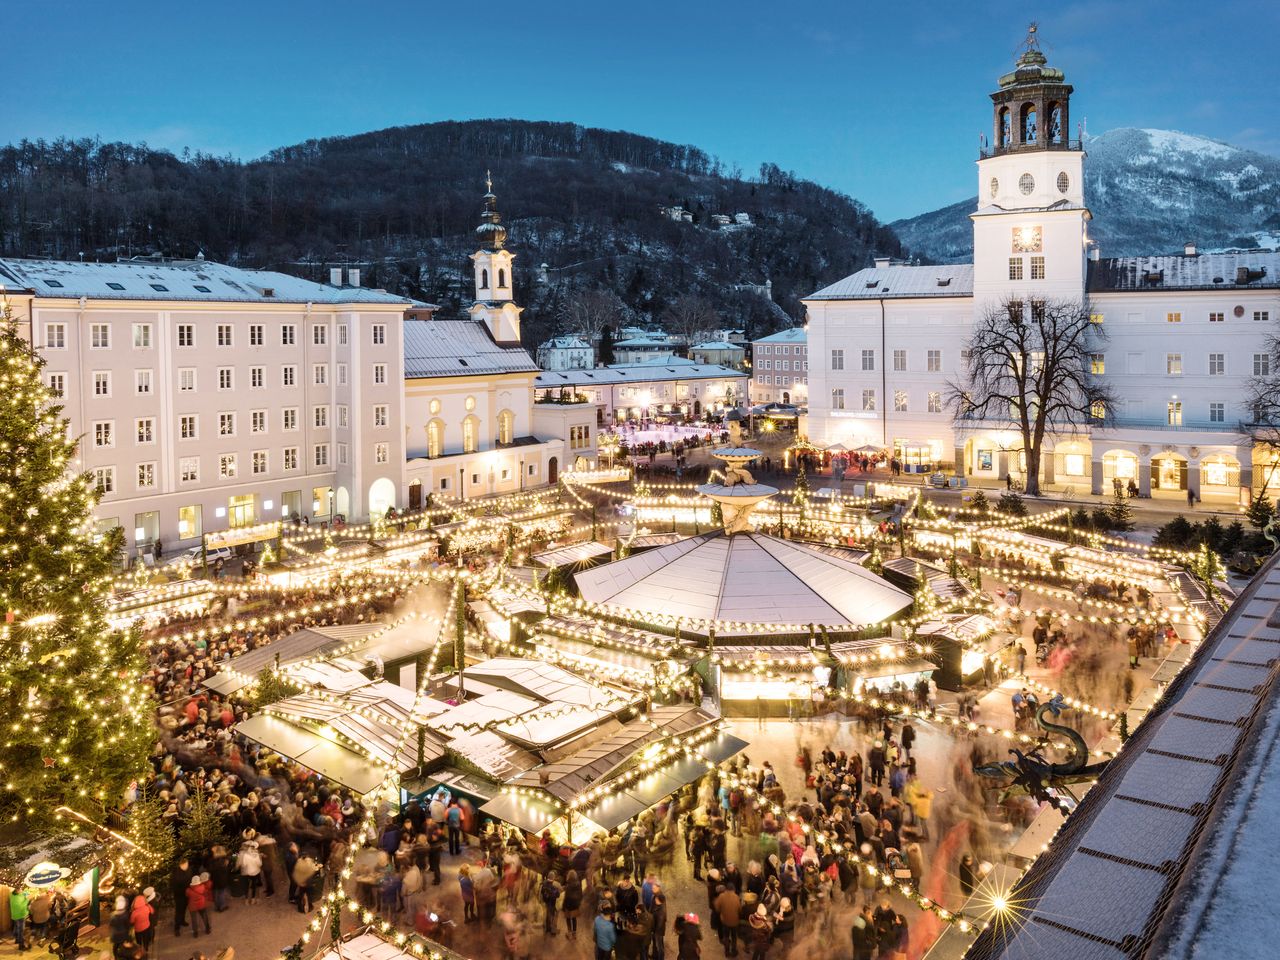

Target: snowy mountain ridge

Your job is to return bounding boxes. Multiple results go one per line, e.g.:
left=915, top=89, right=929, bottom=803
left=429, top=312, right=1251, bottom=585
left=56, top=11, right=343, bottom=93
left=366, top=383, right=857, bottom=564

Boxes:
left=892, top=127, right=1280, bottom=263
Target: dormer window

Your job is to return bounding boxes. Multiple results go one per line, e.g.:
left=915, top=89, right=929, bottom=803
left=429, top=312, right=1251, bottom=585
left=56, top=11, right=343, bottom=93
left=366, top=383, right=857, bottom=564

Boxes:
left=45, top=280, right=64, bottom=288
left=106, top=282, right=125, bottom=290
left=194, top=285, right=211, bottom=292
left=150, top=284, right=169, bottom=291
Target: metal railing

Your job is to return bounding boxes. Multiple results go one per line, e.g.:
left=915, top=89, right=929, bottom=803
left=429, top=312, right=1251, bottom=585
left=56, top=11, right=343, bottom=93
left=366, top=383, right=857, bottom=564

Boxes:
left=979, top=138, right=1083, bottom=159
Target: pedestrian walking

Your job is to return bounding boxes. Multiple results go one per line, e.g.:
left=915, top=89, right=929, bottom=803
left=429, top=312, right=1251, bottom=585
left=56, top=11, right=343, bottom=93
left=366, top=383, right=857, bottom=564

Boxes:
left=9, top=886, right=30, bottom=952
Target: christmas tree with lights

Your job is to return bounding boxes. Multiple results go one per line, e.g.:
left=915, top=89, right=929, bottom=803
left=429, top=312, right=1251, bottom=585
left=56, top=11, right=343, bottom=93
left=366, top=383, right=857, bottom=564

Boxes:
left=0, top=303, right=153, bottom=823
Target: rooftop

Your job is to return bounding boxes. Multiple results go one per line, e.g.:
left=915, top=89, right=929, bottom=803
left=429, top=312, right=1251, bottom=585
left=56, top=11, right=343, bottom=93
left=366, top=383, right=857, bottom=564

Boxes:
left=0, top=256, right=420, bottom=306
left=753, top=327, right=807, bottom=344
left=403, top=318, right=539, bottom=379
left=535, top=361, right=746, bottom=389
left=1088, top=251, right=1279, bottom=293
left=805, top=263, right=974, bottom=301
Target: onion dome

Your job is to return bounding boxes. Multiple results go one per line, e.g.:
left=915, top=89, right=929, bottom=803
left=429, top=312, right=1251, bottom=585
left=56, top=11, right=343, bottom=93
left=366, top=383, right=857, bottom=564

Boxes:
left=475, top=172, right=507, bottom=250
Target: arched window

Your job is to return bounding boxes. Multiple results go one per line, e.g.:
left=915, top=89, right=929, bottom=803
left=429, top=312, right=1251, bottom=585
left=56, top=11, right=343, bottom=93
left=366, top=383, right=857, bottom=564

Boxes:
left=1021, top=104, right=1038, bottom=144
left=462, top=415, right=478, bottom=453
left=427, top=419, right=444, bottom=459
left=497, top=409, right=514, bottom=446
left=998, top=107, right=1011, bottom=147
left=480, top=269, right=489, bottom=290
left=1048, top=104, right=1063, bottom=143
left=498, top=268, right=507, bottom=288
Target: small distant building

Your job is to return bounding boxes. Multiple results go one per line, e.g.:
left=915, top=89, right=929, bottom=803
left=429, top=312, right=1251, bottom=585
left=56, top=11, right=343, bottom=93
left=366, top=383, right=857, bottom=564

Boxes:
left=614, top=335, right=687, bottom=364
left=535, top=359, right=748, bottom=424
left=752, top=327, right=808, bottom=406
left=536, top=335, right=594, bottom=371
left=711, top=214, right=732, bottom=227
left=734, top=212, right=752, bottom=225
left=689, top=339, right=746, bottom=369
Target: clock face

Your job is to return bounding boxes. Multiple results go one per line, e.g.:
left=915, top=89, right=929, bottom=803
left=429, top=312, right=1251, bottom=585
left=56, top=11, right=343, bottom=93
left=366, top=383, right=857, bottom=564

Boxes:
left=1019, top=173, right=1035, bottom=195
left=990, top=177, right=999, bottom=198
left=1012, top=225, right=1043, bottom=253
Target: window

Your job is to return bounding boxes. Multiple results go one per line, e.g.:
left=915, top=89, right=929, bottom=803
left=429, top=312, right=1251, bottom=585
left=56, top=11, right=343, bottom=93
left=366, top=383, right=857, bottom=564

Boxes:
left=375, top=442, right=389, bottom=464
left=569, top=425, right=590, bottom=450
left=313, top=406, right=328, bottom=429
left=93, top=371, right=111, bottom=397
left=1210, top=402, right=1225, bottom=423
left=219, top=413, right=236, bottom=437
left=337, top=363, right=348, bottom=386
left=1089, top=313, right=1104, bottom=325
left=249, top=324, right=264, bottom=346
left=862, top=389, right=876, bottom=411
left=894, top=390, right=909, bottom=412
left=337, top=406, right=349, bottom=428
left=762, top=360, right=772, bottom=371
left=373, top=404, right=388, bottom=428
left=338, top=325, right=349, bottom=346
left=91, top=323, right=110, bottom=349
left=193, top=285, right=211, bottom=293
left=1209, top=312, right=1225, bottom=323
left=93, top=421, right=114, bottom=447
left=1091, top=400, right=1106, bottom=420
left=179, top=368, right=196, bottom=392
left=893, top=350, right=907, bottom=372
left=176, top=323, right=195, bottom=347
left=135, top=418, right=154, bottom=444
left=105, top=282, right=124, bottom=291
left=861, top=349, right=875, bottom=371
left=48, top=373, right=65, bottom=397
left=1167, top=401, right=1183, bottom=426
left=372, top=324, right=386, bottom=345
left=137, top=462, right=156, bottom=489
left=337, top=443, right=348, bottom=466
left=831, top=388, right=845, bottom=410
left=135, top=369, right=153, bottom=394
left=178, top=505, right=202, bottom=539
left=1167, top=312, right=1182, bottom=324
left=282, top=408, right=298, bottom=431
left=282, top=365, right=296, bottom=387
left=1255, top=354, right=1272, bottom=377
left=219, top=454, right=237, bottom=478
left=251, top=410, right=266, bottom=434
left=180, top=415, right=198, bottom=440
left=498, top=269, right=507, bottom=288
left=927, top=349, right=942, bottom=373
left=217, top=324, right=233, bottom=346
left=779, top=360, right=789, bottom=372
left=93, top=466, right=115, bottom=494
left=313, top=444, right=329, bottom=468
left=1090, top=354, right=1105, bottom=375
left=497, top=409, right=514, bottom=444
left=313, top=364, right=327, bottom=386
left=312, top=324, right=327, bottom=346
left=45, top=323, right=66, bottom=349
left=427, top=420, right=443, bottom=459
left=1030, top=256, right=1045, bottom=280
left=373, top=363, right=387, bottom=384
left=282, top=447, right=299, bottom=471
left=1209, top=353, right=1225, bottom=375
left=132, top=323, right=152, bottom=348
left=927, top=391, right=942, bottom=414
left=250, top=366, right=264, bottom=389
left=179, top=457, right=199, bottom=483
left=830, top=349, right=844, bottom=371
left=462, top=417, right=477, bottom=453
left=1166, top=354, right=1183, bottom=375
left=1255, top=311, right=1271, bottom=323
left=281, top=324, right=296, bottom=345
left=1008, top=257, right=1023, bottom=281
left=252, top=451, right=268, bottom=475
left=1063, top=454, right=1085, bottom=477
left=218, top=367, right=233, bottom=390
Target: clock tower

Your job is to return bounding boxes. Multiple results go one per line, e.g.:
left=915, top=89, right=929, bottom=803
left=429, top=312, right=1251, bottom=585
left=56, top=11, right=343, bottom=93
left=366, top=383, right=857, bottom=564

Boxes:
left=971, top=26, right=1090, bottom=306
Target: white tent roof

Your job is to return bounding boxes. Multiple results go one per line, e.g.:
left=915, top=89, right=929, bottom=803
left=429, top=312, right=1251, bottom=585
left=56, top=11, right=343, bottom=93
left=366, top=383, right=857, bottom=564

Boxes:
left=574, top=532, right=912, bottom=628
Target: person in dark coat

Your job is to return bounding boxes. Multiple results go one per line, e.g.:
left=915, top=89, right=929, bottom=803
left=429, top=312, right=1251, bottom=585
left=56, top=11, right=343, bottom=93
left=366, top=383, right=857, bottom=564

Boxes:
left=649, top=891, right=668, bottom=960
left=169, top=856, right=193, bottom=935
left=959, top=853, right=977, bottom=897
left=615, top=876, right=641, bottom=923
left=675, top=914, right=702, bottom=960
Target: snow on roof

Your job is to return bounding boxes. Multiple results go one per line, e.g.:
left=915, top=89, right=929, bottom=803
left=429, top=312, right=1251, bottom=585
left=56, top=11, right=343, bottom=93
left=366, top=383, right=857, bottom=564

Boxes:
left=0, top=257, right=419, bottom=306
left=753, top=327, right=807, bottom=345
left=967, top=554, right=1280, bottom=960
left=403, top=318, right=539, bottom=379
left=460, top=657, right=622, bottom=707
left=636, top=353, right=697, bottom=366
left=690, top=340, right=743, bottom=350
left=805, top=263, right=974, bottom=300
left=539, top=335, right=592, bottom=349
left=1088, top=251, right=1280, bottom=292
left=615, top=337, right=680, bottom=347
left=573, top=531, right=912, bottom=631
left=535, top=361, right=746, bottom=389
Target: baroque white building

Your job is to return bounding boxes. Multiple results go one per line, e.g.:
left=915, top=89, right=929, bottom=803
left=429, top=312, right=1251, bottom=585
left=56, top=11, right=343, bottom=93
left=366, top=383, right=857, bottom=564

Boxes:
left=805, top=43, right=1279, bottom=504
left=536, top=335, right=594, bottom=371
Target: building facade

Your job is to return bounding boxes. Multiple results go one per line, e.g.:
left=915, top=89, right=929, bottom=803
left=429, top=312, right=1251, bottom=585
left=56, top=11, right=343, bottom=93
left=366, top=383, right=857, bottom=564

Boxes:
left=804, top=43, right=1280, bottom=503
left=751, top=327, right=808, bottom=405
left=536, top=335, right=594, bottom=371
left=0, top=258, right=413, bottom=559
left=535, top=356, right=747, bottom=424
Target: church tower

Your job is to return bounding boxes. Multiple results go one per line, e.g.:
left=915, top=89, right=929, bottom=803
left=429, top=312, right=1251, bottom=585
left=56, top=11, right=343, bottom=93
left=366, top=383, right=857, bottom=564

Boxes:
left=470, top=174, right=523, bottom=345
left=971, top=26, right=1090, bottom=306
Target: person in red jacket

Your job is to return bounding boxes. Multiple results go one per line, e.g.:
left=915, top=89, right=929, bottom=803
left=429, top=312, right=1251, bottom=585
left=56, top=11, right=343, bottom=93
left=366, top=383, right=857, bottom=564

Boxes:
left=186, top=873, right=213, bottom=938
left=131, top=888, right=157, bottom=956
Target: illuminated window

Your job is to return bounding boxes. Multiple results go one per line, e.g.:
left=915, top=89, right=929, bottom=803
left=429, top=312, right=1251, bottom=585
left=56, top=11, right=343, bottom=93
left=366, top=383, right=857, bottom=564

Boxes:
left=1090, top=354, right=1105, bottom=375
left=1063, top=454, right=1086, bottom=477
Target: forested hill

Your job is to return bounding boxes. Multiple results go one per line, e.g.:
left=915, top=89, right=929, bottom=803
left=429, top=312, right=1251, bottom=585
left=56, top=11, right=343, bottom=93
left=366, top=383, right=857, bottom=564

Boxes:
left=0, top=120, right=903, bottom=344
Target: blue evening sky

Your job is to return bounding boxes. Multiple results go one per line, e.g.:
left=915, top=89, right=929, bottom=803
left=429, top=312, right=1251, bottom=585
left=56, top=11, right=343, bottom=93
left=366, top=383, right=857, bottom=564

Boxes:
left=4, top=0, right=1277, bottom=222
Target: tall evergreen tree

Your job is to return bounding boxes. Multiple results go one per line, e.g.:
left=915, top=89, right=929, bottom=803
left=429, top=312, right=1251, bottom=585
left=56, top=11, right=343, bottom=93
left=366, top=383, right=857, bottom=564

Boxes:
left=598, top=326, right=616, bottom=365
left=0, top=304, right=153, bottom=823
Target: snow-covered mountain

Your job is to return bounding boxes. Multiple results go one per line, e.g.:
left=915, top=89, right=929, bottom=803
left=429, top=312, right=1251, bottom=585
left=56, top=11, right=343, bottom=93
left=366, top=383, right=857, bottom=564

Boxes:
left=891, top=128, right=1280, bottom=263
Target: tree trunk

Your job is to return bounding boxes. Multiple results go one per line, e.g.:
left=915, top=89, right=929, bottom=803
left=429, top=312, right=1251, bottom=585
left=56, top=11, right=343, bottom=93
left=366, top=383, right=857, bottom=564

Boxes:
left=1025, top=443, right=1043, bottom=496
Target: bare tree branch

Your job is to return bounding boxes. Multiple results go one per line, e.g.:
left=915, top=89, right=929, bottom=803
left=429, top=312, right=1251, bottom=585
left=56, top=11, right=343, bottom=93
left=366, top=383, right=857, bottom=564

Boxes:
left=661, top=294, right=721, bottom=345
left=560, top=288, right=629, bottom=341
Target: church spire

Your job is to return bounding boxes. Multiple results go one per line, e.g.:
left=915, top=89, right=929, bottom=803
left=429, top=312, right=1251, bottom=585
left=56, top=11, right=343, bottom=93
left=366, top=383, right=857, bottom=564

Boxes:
left=475, top=171, right=507, bottom=251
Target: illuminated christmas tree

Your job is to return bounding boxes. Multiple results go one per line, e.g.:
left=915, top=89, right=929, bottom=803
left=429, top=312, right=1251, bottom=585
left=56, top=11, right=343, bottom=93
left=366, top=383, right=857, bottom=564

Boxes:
left=0, top=303, right=153, bottom=823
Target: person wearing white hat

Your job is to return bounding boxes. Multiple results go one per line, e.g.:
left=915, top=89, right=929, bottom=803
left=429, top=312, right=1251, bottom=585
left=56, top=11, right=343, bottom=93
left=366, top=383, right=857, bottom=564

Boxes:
left=130, top=888, right=157, bottom=957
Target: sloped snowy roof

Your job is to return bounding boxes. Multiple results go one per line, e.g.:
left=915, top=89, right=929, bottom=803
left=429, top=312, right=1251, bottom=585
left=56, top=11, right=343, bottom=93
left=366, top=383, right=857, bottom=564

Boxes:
left=615, top=337, right=681, bottom=347
left=539, top=335, right=592, bottom=349
left=690, top=340, right=744, bottom=351
left=573, top=531, right=912, bottom=631
left=753, top=327, right=807, bottom=345
left=403, top=318, right=539, bottom=378
left=1088, top=251, right=1280, bottom=292
left=535, top=361, right=746, bottom=389
left=966, top=554, right=1280, bottom=960
left=806, top=263, right=974, bottom=301
left=0, top=257, right=419, bottom=305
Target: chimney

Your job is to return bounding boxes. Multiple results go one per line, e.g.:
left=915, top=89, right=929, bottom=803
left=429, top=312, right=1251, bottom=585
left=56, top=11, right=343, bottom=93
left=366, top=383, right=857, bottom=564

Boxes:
left=873, top=257, right=891, bottom=269
left=329, top=268, right=343, bottom=286
left=348, top=268, right=361, bottom=287
left=1089, top=247, right=1100, bottom=262
left=1184, top=241, right=1197, bottom=256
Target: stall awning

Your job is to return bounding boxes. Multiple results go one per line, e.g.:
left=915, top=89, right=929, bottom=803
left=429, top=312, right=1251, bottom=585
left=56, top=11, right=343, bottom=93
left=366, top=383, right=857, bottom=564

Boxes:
left=234, top=712, right=388, bottom=796
left=479, top=791, right=564, bottom=836
left=1150, top=658, right=1187, bottom=686
left=403, top=766, right=499, bottom=805
left=854, top=658, right=936, bottom=682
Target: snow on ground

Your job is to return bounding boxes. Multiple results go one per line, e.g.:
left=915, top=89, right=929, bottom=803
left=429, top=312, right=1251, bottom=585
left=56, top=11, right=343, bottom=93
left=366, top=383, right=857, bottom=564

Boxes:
left=1141, top=128, right=1239, bottom=160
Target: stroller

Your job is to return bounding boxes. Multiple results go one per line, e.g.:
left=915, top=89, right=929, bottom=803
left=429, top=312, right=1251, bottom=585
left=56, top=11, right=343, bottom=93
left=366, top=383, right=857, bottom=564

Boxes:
left=52, top=903, right=89, bottom=960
